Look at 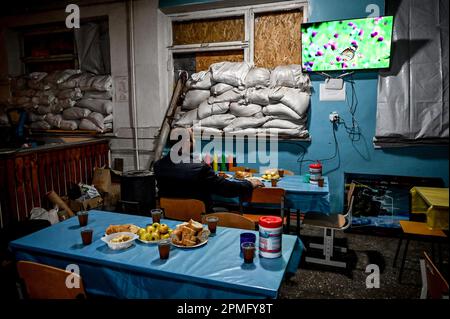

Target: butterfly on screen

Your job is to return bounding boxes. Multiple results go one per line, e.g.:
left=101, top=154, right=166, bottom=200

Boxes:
left=339, top=46, right=357, bottom=62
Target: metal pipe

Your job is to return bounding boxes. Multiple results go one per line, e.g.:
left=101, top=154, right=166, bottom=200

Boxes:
left=128, top=0, right=140, bottom=170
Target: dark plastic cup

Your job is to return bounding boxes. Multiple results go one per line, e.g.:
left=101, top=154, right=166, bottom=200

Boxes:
left=241, top=242, right=256, bottom=263
left=240, top=233, right=256, bottom=253
left=77, top=211, right=88, bottom=227
left=81, top=229, right=93, bottom=245
left=151, top=209, right=162, bottom=224
left=206, top=216, right=219, bottom=234
left=158, top=239, right=171, bottom=260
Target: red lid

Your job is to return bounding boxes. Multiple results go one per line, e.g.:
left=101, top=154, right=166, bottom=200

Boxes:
left=259, top=216, right=282, bottom=228
left=309, top=162, right=322, bottom=169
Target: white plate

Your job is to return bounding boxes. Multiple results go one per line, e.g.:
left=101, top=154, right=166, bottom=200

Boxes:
left=171, top=239, right=208, bottom=249
left=101, top=232, right=138, bottom=250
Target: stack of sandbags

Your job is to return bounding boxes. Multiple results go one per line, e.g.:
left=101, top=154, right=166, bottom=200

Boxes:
left=174, top=62, right=311, bottom=138
left=8, top=70, right=113, bottom=132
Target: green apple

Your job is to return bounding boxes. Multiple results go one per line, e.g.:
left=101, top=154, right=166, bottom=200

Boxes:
left=138, top=228, right=146, bottom=236
left=159, top=224, right=169, bottom=234
left=146, top=225, right=153, bottom=233
left=144, top=233, right=153, bottom=241
left=151, top=232, right=160, bottom=241
left=161, top=233, right=170, bottom=239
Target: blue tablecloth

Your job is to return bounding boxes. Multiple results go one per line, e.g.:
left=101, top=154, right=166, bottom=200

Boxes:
left=213, top=174, right=331, bottom=213
left=9, top=211, right=304, bottom=299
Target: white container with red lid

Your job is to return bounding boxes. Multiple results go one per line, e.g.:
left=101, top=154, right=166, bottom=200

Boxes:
left=258, top=216, right=282, bottom=258
left=309, top=162, right=322, bottom=185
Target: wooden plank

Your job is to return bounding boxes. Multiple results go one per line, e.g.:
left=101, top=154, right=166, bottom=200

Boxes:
left=6, top=159, right=18, bottom=224
left=37, top=153, right=47, bottom=208
left=80, top=146, right=87, bottom=184
left=49, top=151, right=60, bottom=196
left=86, top=145, right=93, bottom=183
left=15, top=157, right=27, bottom=221
left=23, top=156, right=34, bottom=213
left=31, top=155, right=41, bottom=207
left=195, top=50, right=244, bottom=72
left=58, top=150, right=66, bottom=196
left=44, top=153, right=53, bottom=194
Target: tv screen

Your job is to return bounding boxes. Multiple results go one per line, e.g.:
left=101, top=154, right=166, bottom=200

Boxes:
left=301, top=16, right=394, bottom=72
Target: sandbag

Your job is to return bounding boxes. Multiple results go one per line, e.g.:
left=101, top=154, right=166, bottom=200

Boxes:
left=192, top=125, right=222, bottom=135
left=227, top=128, right=259, bottom=136
left=208, top=89, right=245, bottom=104
left=199, top=114, right=236, bottom=129
left=87, top=112, right=105, bottom=130
left=57, top=98, right=77, bottom=109
left=104, top=114, right=114, bottom=123
left=259, top=127, right=309, bottom=137
left=58, top=73, right=84, bottom=89
left=57, top=88, right=83, bottom=100
left=223, top=116, right=271, bottom=132
left=197, top=101, right=229, bottom=119
left=60, top=119, right=79, bottom=131
left=269, top=87, right=310, bottom=116
left=210, top=62, right=251, bottom=87
left=28, top=112, right=46, bottom=122
left=262, top=103, right=302, bottom=120
left=63, top=107, right=91, bottom=120
left=9, top=96, right=30, bottom=106
left=186, top=71, right=214, bottom=90
left=79, top=74, right=113, bottom=91
left=174, top=109, right=199, bottom=127
left=45, top=69, right=81, bottom=84
left=182, top=89, right=210, bottom=110
left=13, top=89, right=35, bottom=97
left=79, top=118, right=103, bottom=132
left=269, top=65, right=311, bottom=90
left=45, top=113, right=63, bottom=128
left=76, top=98, right=113, bottom=114
left=30, top=120, right=51, bottom=130
left=262, top=119, right=306, bottom=130
left=10, top=76, right=28, bottom=91
left=245, top=87, right=270, bottom=106
left=36, top=104, right=62, bottom=115
left=31, top=95, right=56, bottom=106
left=244, top=67, right=270, bottom=88
left=210, top=83, right=234, bottom=96
left=29, top=72, right=47, bottom=82
left=229, top=102, right=262, bottom=117
left=82, top=91, right=113, bottom=99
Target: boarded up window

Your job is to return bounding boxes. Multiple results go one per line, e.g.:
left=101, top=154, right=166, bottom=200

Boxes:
left=195, top=50, right=244, bottom=72
left=172, top=16, right=245, bottom=45
left=254, top=10, right=303, bottom=69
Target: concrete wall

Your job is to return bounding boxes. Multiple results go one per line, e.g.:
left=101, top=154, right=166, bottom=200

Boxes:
left=0, top=0, right=169, bottom=171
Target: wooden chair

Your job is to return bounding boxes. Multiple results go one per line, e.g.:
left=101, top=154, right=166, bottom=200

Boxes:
left=17, top=261, right=87, bottom=299
left=240, top=188, right=286, bottom=229
left=159, top=197, right=205, bottom=222
left=420, top=252, right=449, bottom=299
left=393, top=220, right=447, bottom=283
left=202, top=212, right=256, bottom=230
left=302, top=183, right=356, bottom=268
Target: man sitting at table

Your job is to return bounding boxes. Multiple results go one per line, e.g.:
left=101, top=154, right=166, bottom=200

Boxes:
left=154, top=128, right=263, bottom=212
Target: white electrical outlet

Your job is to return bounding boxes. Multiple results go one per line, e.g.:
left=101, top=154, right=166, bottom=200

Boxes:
left=320, top=83, right=346, bottom=101
left=329, top=111, right=339, bottom=123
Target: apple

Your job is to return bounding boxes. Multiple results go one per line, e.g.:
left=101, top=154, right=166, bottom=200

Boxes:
left=138, top=228, right=146, bottom=236
left=159, top=224, right=169, bottom=234
left=151, top=232, right=160, bottom=241
left=145, top=225, right=153, bottom=233
left=161, top=233, right=170, bottom=239
left=144, top=233, right=153, bottom=241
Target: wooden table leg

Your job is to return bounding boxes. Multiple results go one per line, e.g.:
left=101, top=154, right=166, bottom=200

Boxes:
left=296, top=210, right=301, bottom=237
left=393, top=235, right=403, bottom=267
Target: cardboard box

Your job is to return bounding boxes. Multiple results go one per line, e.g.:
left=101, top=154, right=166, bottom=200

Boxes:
left=69, top=196, right=103, bottom=212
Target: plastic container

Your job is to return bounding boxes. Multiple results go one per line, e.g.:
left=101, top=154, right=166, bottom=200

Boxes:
left=309, top=162, right=322, bottom=185
left=101, top=232, right=138, bottom=250
left=258, top=216, right=282, bottom=258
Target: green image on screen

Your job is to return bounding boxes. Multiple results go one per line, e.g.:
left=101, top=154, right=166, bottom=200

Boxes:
left=301, top=16, right=394, bottom=72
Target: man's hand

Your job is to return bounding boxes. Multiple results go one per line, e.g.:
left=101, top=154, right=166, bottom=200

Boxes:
left=247, top=177, right=264, bottom=189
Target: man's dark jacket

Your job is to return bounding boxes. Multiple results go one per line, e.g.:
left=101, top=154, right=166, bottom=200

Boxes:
left=154, top=154, right=253, bottom=211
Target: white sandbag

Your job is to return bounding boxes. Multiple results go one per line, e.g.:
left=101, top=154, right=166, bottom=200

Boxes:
left=63, top=107, right=91, bottom=120
left=269, top=65, right=311, bottom=90
left=76, top=98, right=113, bottom=115
left=31, top=95, right=56, bottom=106
left=197, top=101, right=229, bottom=119
left=245, top=87, right=270, bottom=106
left=45, top=69, right=81, bottom=84
left=57, top=98, right=76, bottom=109
left=28, top=112, right=46, bottom=122
left=104, top=114, right=113, bottom=123
left=262, top=103, right=302, bottom=120
left=91, top=75, right=113, bottom=91
left=223, top=116, right=271, bottom=132
left=199, top=114, right=236, bottom=129
left=210, top=83, right=234, bottom=96
left=210, top=61, right=251, bottom=87
left=82, top=91, right=112, bottom=99
left=104, top=122, right=113, bottom=130
left=192, top=125, right=222, bottom=135
left=269, top=87, right=310, bottom=116
left=262, top=119, right=306, bottom=130
left=35, top=105, right=53, bottom=115
left=45, top=113, right=63, bottom=128
left=244, top=67, right=270, bottom=88
left=174, top=109, right=199, bottom=127
left=60, top=119, right=79, bottom=131
left=186, top=71, right=213, bottom=90
left=87, top=112, right=105, bottom=130
left=208, top=89, right=245, bottom=104
left=58, top=73, right=84, bottom=89
left=226, top=128, right=259, bottom=136
left=57, top=88, right=83, bottom=100
left=34, top=89, right=57, bottom=98
left=79, top=118, right=103, bottom=132
left=259, top=127, right=309, bottom=138
left=229, top=102, right=262, bottom=117
left=182, top=89, right=210, bottom=110
left=30, top=120, right=51, bottom=130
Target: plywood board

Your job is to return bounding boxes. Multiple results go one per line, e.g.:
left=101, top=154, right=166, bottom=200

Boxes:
left=254, top=10, right=303, bottom=69
left=172, top=16, right=245, bottom=45
left=195, top=50, right=244, bottom=72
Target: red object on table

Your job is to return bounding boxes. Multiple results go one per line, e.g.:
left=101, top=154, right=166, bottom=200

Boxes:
left=259, top=216, right=282, bottom=228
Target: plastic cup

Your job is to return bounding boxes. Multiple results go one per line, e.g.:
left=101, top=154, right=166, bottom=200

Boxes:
left=318, top=178, right=324, bottom=187
left=151, top=209, right=163, bottom=224
left=240, top=233, right=256, bottom=253
left=158, top=239, right=171, bottom=260
left=206, top=216, right=219, bottom=234
left=77, top=211, right=89, bottom=227
left=304, top=174, right=310, bottom=183
left=271, top=179, right=278, bottom=187
left=278, top=169, right=285, bottom=178
left=81, top=229, right=93, bottom=245
left=241, top=242, right=256, bottom=263
left=244, top=167, right=251, bottom=173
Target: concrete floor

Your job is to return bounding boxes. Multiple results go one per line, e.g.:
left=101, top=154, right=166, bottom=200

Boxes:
left=279, top=225, right=449, bottom=299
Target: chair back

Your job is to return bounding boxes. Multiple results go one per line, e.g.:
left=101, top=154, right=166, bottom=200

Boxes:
left=248, top=187, right=285, bottom=205
left=202, top=212, right=256, bottom=230
left=420, top=252, right=449, bottom=299
left=17, top=261, right=86, bottom=299
left=160, top=197, right=205, bottom=222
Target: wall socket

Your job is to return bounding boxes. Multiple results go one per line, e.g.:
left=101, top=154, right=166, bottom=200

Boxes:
left=329, top=111, right=339, bottom=123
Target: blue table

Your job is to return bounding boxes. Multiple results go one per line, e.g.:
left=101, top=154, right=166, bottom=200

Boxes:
left=10, top=211, right=304, bottom=299
left=213, top=174, right=331, bottom=213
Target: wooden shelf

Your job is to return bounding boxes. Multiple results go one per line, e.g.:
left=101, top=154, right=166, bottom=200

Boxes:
left=22, top=54, right=77, bottom=64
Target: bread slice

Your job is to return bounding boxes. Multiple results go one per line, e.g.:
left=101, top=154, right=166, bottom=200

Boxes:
left=188, top=219, right=204, bottom=232
left=182, top=238, right=197, bottom=246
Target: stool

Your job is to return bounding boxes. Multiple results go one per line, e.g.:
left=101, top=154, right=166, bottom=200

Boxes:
left=393, top=220, right=447, bottom=283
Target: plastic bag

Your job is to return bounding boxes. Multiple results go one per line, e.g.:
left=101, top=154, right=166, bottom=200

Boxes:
left=30, top=207, right=59, bottom=225
left=262, top=103, right=302, bottom=120
left=182, top=89, right=210, bottom=110
left=269, top=65, right=311, bottom=90
left=210, top=61, right=251, bottom=87
left=199, top=114, right=236, bottom=129
left=60, top=120, right=79, bottom=130
left=208, top=89, right=245, bottom=104
left=174, top=109, right=199, bottom=127
left=245, top=87, right=270, bottom=106
left=210, top=83, right=234, bottom=96
left=229, top=102, right=262, bottom=117
left=76, top=98, right=113, bottom=115
left=269, top=87, right=310, bottom=116
left=197, top=101, right=229, bottom=119
left=186, top=71, right=214, bottom=90
left=63, top=107, right=91, bottom=120
left=244, top=67, right=270, bottom=88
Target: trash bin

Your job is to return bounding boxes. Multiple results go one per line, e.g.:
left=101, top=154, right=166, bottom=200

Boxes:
left=120, top=170, right=156, bottom=215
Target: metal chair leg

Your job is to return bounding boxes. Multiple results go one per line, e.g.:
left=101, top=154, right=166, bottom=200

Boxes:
left=398, top=237, right=410, bottom=283
left=393, top=235, right=403, bottom=267
left=296, top=210, right=301, bottom=236
left=286, top=209, right=291, bottom=234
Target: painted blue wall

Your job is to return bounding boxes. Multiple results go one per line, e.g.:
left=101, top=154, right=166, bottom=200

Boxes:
left=166, top=0, right=450, bottom=212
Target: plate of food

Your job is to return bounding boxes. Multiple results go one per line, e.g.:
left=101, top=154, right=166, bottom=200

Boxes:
left=261, top=169, right=281, bottom=181
left=171, top=219, right=210, bottom=248
left=217, top=171, right=232, bottom=179
left=234, top=171, right=253, bottom=180
left=105, top=224, right=140, bottom=236
left=137, top=223, right=173, bottom=244
left=101, top=232, right=138, bottom=250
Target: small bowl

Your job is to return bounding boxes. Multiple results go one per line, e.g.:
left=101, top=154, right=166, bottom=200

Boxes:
left=101, top=232, right=138, bottom=250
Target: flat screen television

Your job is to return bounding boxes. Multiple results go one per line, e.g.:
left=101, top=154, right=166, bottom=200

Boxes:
left=301, top=16, right=394, bottom=72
